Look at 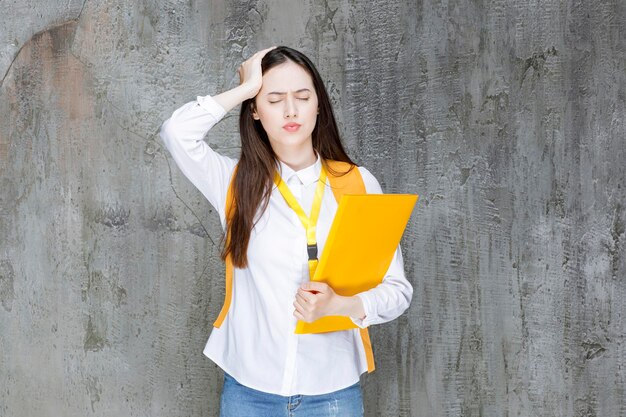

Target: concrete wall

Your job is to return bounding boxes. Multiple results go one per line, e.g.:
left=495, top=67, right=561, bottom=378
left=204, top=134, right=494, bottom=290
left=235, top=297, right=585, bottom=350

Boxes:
left=1, top=1, right=625, bottom=416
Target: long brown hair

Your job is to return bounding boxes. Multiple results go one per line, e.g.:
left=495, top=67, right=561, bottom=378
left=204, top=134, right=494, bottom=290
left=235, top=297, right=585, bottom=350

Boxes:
left=221, top=46, right=357, bottom=268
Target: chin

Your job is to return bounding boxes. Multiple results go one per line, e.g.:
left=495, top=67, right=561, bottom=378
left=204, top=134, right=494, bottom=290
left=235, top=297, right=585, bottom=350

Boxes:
left=274, top=130, right=313, bottom=145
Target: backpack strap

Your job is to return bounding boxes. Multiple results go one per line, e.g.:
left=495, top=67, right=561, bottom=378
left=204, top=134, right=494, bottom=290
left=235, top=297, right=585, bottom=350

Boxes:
left=213, top=165, right=238, bottom=329
left=325, top=160, right=376, bottom=373
left=324, top=159, right=365, bottom=196
left=214, top=160, right=376, bottom=374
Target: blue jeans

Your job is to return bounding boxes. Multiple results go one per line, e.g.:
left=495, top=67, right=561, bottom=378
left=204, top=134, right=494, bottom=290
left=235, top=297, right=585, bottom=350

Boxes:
left=219, top=372, right=364, bottom=417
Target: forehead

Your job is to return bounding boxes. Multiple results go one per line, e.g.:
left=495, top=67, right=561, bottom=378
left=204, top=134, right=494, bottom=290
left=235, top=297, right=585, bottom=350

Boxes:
left=261, top=61, right=315, bottom=92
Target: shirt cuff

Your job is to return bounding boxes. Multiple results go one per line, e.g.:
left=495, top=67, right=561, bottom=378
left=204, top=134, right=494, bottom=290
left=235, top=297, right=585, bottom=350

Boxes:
left=349, top=293, right=373, bottom=329
left=196, top=94, right=227, bottom=120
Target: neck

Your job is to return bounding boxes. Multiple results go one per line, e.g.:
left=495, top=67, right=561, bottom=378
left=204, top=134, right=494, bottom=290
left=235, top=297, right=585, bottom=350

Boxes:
left=274, top=143, right=317, bottom=171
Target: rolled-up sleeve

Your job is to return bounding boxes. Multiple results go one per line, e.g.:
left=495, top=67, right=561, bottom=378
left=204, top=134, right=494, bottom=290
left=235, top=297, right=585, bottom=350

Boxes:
left=159, top=94, right=238, bottom=227
left=348, top=167, right=414, bottom=328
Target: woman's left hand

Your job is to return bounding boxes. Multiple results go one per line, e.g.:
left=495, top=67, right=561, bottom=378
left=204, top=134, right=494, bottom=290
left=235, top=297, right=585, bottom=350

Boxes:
left=293, top=282, right=339, bottom=323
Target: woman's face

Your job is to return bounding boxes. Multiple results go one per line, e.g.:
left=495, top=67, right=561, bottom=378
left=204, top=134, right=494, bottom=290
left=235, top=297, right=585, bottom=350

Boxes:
left=252, top=60, right=319, bottom=153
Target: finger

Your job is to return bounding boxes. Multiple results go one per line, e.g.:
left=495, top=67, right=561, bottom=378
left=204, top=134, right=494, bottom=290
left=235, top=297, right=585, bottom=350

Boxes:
left=294, top=308, right=312, bottom=323
left=302, top=281, right=328, bottom=293
left=297, top=289, right=314, bottom=303
left=248, top=47, right=274, bottom=65
left=293, top=309, right=305, bottom=321
left=298, top=292, right=316, bottom=307
left=295, top=292, right=306, bottom=305
left=259, top=46, right=277, bottom=57
left=293, top=299, right=306, bottom=313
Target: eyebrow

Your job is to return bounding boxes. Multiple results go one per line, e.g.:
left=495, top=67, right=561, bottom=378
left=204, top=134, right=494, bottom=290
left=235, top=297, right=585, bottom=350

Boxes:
left=266, top=88, right=312, bottom=96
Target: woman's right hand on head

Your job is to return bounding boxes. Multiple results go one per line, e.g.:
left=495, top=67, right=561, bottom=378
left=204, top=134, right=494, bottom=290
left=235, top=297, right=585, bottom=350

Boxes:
left=206, top=47, right=278, bottom=114
left=238, top=46, right=277, bottom=99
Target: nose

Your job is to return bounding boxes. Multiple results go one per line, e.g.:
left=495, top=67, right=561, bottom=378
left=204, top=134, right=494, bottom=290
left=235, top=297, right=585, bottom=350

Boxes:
left=284, top=96, right=298, bottom=118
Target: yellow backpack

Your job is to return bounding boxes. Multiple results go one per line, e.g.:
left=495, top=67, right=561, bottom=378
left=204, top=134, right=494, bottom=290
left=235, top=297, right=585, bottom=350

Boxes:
left=213, top=159, right=376, bottom=373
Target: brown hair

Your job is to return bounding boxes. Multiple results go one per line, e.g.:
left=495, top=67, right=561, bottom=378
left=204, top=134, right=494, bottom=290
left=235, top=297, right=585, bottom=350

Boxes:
left=221, top=46, right=357, bottom=268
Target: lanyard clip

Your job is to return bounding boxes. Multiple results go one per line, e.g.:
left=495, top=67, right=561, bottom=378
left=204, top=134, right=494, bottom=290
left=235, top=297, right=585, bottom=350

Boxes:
left=307, top=243, right=318, bottom=261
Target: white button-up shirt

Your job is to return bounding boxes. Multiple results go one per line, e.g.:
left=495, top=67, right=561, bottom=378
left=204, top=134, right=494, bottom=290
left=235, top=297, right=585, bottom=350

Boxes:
left=159, top=94, right=413, bottom=396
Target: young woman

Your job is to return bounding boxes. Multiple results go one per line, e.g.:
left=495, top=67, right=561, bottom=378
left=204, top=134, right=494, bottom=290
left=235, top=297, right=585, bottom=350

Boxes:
left=159, top=46, right=413, bottom=417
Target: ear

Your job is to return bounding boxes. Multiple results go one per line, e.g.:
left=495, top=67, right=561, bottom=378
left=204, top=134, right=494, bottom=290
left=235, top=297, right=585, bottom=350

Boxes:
left=251, top=103, right=260, bottom=120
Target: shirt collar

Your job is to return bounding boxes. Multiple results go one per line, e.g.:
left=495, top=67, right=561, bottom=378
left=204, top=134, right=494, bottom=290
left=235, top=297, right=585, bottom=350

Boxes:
left=276, top=151, right=322, bottom=187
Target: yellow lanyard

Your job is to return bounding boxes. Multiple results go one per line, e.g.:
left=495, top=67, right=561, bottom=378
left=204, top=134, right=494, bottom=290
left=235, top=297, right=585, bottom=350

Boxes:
left=273, top=163, right=328, bottom=280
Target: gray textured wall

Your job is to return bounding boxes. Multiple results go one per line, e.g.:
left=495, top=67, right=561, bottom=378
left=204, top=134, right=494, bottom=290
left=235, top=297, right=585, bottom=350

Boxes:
left=1, top=1, right=625, bottom=416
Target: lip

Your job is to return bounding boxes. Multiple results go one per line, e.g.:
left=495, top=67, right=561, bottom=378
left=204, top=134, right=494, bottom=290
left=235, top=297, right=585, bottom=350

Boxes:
left=283, top=123, right=301, bottom=132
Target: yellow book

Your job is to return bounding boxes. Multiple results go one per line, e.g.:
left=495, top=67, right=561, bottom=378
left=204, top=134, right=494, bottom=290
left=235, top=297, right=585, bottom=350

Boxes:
left=295, top=193, right=418, bottom=334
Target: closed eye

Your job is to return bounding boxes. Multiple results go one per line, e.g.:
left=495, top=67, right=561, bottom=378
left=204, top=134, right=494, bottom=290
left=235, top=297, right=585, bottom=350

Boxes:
left=268, top=98, right=310, bottom=104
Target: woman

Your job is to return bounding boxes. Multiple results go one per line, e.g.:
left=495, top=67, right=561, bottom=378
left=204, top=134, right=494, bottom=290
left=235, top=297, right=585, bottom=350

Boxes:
left=159, top=46, right=413, bottom=417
